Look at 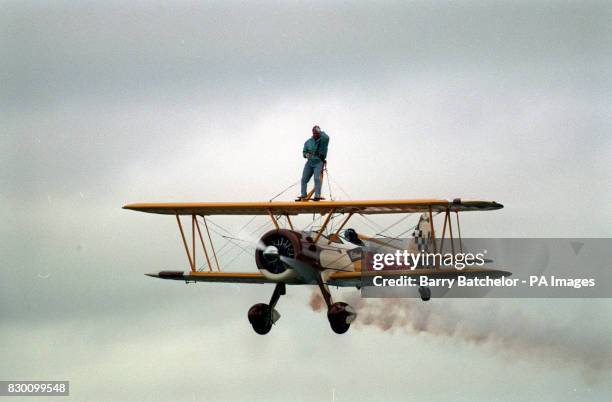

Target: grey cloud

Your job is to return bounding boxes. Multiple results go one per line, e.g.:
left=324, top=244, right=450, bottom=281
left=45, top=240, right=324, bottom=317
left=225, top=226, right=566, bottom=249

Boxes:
left=2, top=1, right=610, bottom=109
left=2, top=2, right=612, bottom=401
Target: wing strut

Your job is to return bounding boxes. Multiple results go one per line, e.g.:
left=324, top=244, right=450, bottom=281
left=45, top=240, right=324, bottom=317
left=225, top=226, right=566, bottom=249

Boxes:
left=267, top=209, right=280, bottom=230
left=439, top=208, right=456, bottom=257
left=438, top=209, right=465, bottom=257
left=175, top=214, right=222, bottom=272
left=285, top=215, right=294, bottom=230
left=455, top=211, right=463, bottom=253
left=314, top=208, right=335, bottom=244
left=176, top=214, right=195, bottom=272
left=428, top=206, right=436, bottom=254
left=328, top=212, right=354, bottom=244
left=194, top=216, right=213, bottom=271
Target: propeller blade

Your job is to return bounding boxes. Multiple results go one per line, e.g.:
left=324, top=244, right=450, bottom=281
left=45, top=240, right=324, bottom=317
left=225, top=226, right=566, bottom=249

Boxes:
left=280, top=256, right=319, bottom=284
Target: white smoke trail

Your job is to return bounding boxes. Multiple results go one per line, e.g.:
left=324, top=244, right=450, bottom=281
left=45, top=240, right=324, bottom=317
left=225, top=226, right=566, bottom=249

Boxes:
left=310, top=291, right=612, bottom=380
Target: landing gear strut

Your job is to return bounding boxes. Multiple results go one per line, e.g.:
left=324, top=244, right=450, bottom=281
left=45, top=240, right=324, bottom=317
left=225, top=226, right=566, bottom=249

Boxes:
left=248, top=275, right=358, bottom=335
left=248, top=283, right=285, bottom=335
left=316, top=273, right=356, bottom=334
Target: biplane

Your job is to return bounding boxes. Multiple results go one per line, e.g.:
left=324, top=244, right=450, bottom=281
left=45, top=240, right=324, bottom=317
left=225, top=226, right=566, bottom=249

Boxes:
left=123, top=198, right=508, bottom=335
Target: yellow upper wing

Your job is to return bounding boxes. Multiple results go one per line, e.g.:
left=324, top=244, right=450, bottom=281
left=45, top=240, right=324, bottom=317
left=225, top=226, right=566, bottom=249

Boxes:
left=123, top=199, right=503, bottom=216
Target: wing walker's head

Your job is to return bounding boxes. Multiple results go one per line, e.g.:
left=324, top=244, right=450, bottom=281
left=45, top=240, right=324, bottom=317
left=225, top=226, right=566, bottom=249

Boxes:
left=312, top=125, right=321, bottom=139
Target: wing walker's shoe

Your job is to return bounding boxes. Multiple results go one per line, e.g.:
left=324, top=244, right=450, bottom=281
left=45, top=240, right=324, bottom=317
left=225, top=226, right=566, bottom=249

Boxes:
left=295, top=196, right=326, bottom=202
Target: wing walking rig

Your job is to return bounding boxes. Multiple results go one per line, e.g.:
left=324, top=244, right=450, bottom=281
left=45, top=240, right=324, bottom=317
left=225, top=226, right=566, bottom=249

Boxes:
left=123, top=198, right=507, bottom=334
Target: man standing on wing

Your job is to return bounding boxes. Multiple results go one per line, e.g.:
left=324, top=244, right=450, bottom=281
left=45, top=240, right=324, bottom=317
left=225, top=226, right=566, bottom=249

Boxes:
left=297, top=125, right=329, bottom=201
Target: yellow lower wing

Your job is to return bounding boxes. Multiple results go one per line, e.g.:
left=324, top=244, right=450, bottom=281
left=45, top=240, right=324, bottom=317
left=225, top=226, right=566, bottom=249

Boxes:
left=147, top=267, right=511, bottom=288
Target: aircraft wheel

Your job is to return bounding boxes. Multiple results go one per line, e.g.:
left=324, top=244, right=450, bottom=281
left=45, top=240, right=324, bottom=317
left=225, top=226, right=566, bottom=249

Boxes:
left=327, top=302, right=356, bottom=334
left=418, top=286, right=431, bottom=302
left=248, top=303, right=273, bottom=335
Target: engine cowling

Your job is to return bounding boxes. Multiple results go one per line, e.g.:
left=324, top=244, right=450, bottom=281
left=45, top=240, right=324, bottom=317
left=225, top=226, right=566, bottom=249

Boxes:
left=255, top=229, right=303, bottom=281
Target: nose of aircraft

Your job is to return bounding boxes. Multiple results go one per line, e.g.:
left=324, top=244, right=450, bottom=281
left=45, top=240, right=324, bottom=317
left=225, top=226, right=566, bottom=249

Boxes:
left=263, top=245, right=280, bottom=262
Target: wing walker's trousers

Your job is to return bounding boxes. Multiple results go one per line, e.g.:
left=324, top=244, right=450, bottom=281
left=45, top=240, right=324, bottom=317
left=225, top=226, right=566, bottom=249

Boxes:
left=300, top=160, right=324, bottom=198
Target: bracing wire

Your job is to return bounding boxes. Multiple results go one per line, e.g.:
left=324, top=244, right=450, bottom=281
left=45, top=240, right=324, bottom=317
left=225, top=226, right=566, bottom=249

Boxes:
left=373, top=213, right=413, bottom=237
left=195, top=216, right=266, bottom=271
left=326, top=171, right=352, bottom=200
left=366, top=212, right=441, bottom=255
left=324, top=164, right=333, bottom=201
left=269, top=180, right=300, bottom=202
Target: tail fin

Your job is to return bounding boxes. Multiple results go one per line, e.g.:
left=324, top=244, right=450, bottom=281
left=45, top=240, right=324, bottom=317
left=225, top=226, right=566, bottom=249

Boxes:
left=407, top=213, right=432, bottom=253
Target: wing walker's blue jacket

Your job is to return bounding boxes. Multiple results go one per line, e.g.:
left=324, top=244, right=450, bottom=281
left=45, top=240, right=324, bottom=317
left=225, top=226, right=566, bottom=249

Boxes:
left=302, top=132, right=329, bottom=163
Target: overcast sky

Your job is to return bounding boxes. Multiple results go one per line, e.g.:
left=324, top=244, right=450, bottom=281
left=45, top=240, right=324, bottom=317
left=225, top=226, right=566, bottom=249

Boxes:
left=1, top=1, right=611, bottom=401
